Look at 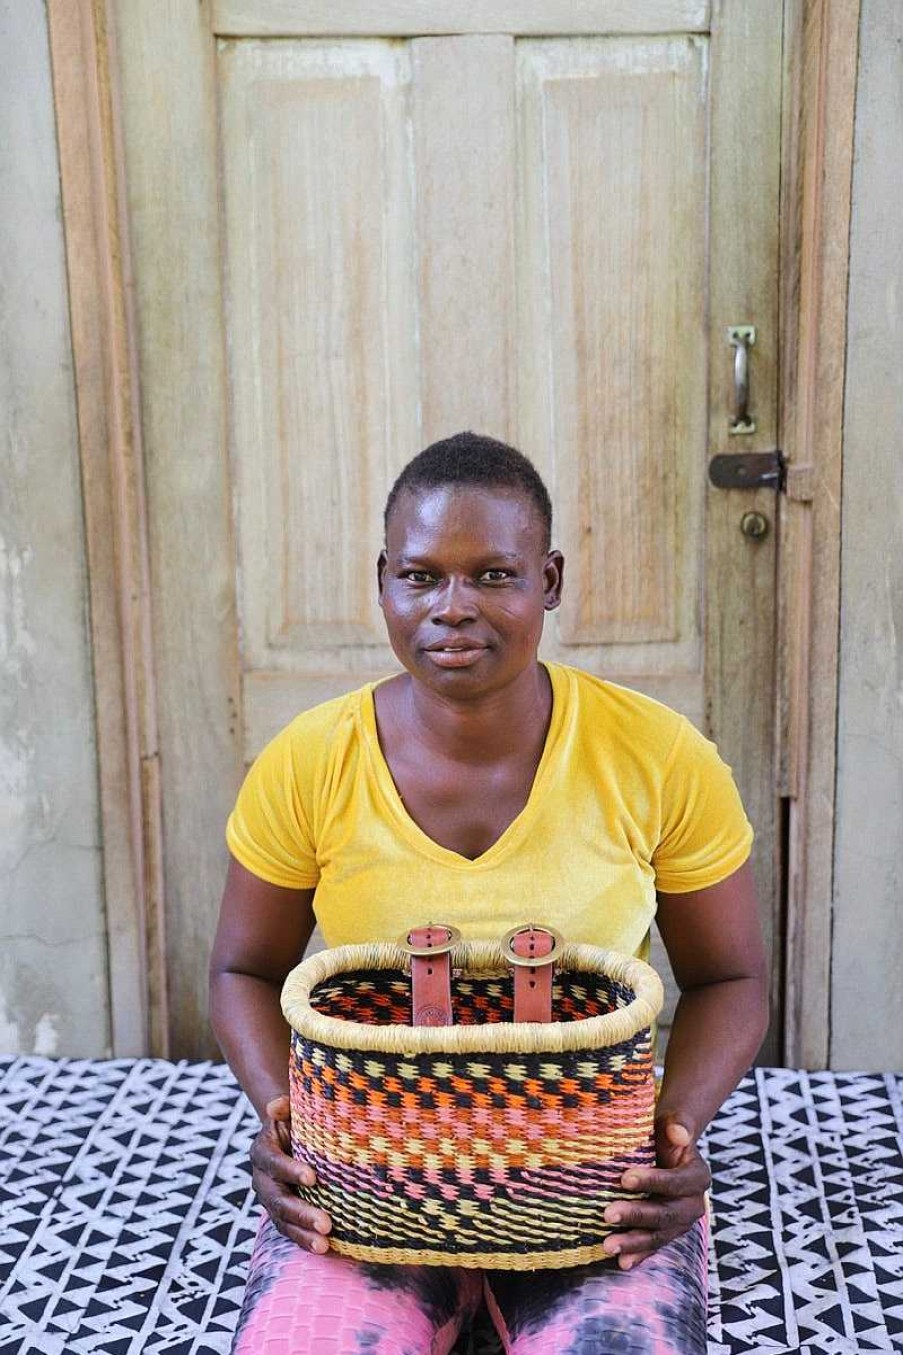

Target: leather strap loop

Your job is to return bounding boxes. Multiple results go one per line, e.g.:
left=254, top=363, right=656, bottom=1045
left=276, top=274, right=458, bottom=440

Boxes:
left=508, top=926, right=556, bottom=1023
left=407, top=925, right=454, bottom=1027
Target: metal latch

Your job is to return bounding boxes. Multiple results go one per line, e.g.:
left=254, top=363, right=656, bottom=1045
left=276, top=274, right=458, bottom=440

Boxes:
left=708, top=451, right=785, bottom=491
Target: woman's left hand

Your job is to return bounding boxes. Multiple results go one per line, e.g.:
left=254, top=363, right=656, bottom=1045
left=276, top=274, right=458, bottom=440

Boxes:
left=601, top=1113, right=711, bottom=1270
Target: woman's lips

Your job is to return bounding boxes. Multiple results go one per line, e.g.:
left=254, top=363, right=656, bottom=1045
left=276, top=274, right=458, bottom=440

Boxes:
left=423, top=645, right=489, bottom=668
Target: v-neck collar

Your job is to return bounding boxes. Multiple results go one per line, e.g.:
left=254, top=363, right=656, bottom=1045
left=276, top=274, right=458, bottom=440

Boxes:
left=359, top=662, right=571, bottom=870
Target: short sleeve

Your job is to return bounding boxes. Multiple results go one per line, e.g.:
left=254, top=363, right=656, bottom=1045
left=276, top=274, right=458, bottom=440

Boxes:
left=651, top=718, right=753, bottom=894
left=225, top=725, right=320, bottom=889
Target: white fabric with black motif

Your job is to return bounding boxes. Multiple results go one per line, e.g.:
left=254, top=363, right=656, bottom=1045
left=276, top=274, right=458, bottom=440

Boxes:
left=1, top=1059, right=900, bottom=1354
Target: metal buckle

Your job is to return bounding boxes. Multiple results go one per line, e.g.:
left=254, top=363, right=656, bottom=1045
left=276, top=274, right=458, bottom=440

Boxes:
left=501, top=924, right=564, bottom=968
left=397, top=924, right=462, bottom=958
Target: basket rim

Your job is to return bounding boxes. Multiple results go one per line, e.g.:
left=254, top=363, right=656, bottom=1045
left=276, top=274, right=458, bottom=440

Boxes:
left=281, top=940, right=664, bottom=1055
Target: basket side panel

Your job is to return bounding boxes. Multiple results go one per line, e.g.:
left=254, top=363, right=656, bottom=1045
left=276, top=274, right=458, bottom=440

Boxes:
left=288, top=1028, right=655, bottom=1265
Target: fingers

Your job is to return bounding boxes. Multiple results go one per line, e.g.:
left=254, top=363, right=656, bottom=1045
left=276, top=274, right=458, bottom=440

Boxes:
left=264, top=1097, right=294, bottom=1156
left=250, top=1114, right=312, bottom=1187
left=254, top=1172, right=333, bottom=1254
left=621, top=1147, right=711, bottom=1199
left=604, top=1195, right=705, bottom=1235
left=620, top=1162, right=711, bottom=1199
left=604, top=1241, right=653, bottom=1268
left=662, top=1119, right=692, bottom=1149
left=602, top=1139, right=710, bottom=1264
left=265, top=1094, right=291, bottom=1120
left=602, top=1197, right=704, bottom=1267
left=251, top=1108, right=333, bottom=1254
left=653, top=1112, right=697, bottom=1169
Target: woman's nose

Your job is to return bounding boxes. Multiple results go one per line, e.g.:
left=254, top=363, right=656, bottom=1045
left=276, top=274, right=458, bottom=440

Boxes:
left=431, top=577, right=479, bottom=624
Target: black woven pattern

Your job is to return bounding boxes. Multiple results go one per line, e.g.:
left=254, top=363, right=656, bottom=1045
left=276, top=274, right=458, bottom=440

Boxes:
left=291, top=1032, right=654, bottom=1109
left=308, top=969, right=635, bottom=1028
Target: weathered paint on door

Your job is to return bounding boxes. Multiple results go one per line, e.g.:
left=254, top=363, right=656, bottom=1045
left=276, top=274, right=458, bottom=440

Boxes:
left=113, top=0, right=783, bottom=1058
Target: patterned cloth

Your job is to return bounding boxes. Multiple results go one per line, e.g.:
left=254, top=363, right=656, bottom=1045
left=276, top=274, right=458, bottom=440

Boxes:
left=1, top=1058, right=901, bottom=1354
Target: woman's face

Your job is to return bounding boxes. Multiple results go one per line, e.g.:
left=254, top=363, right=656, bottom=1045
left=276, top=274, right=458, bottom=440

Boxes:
left=378, top=484, right=563, bottom=699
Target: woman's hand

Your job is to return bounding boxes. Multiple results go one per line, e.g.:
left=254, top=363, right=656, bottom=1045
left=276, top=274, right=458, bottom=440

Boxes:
left=601, top=1112, right=710, bottom=1270
left=250, top=1095, right=333, bottom=1253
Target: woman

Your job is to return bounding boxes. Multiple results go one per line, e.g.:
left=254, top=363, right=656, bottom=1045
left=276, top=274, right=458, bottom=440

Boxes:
left=211, top=431, right=769, bottom=1354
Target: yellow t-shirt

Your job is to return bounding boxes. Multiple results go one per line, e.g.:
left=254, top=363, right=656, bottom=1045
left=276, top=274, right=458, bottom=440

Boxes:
left=226, top=663, right=752, bottom=961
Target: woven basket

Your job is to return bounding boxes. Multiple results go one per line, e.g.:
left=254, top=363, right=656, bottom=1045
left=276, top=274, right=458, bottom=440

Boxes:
left=281, top=938, right=663, bottom=1270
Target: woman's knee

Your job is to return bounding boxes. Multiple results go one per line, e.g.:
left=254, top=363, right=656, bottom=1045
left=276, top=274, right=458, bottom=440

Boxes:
left=483, top=1221, right=708, bottom=1355
left=232, top=1217, right=481, bottom=1354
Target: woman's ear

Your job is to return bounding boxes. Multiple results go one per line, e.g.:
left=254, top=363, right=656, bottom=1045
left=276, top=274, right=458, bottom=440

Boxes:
left=543, top=550, right=564, bottom=611
left=376, top=549, right=387, bottom=607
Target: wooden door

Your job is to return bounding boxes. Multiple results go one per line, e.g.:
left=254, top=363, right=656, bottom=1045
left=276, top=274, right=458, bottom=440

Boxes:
left=112, top=0, right=783, bottom=1058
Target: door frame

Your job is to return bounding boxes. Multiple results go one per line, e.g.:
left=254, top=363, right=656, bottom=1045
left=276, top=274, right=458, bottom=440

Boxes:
left=48, top=0, right=169, bottom=1057
left=776, top=0, right=861, bottom=1068
left=48, top=0, right=860, bottom=1062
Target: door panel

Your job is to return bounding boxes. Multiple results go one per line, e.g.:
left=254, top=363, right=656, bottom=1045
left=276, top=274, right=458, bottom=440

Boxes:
left=221, top=40, right=417, bottom=676
left=114, top=0, right=782, bottom=1057
left=413, top=37, right=518, bottom=441
left=517, top=39, right=707, bottom=667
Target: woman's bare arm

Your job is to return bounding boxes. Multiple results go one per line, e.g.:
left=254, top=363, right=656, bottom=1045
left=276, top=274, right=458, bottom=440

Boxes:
left=603, top=859, right=769, bottom=1268
left=209, top=856, right=316, bottom=1113
left=209, top=855, right=331, bottom=1251
left=655, top=858, right=770, bottom=1131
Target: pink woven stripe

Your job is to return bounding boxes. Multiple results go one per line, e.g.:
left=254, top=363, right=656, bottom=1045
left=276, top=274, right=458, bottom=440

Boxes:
left=290, top=1081, right=655, bottom=1167
left=503, top=1150, right=654, bottom=1203
left=298, top=1148, right=396, bottom=1199
left=297, top=1144, right=651, bottom=1204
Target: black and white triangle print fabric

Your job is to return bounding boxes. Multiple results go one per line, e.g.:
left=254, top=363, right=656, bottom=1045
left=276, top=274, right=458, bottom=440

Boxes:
left=1, top=1058, right=901, bottom=1354
left=0, top=1058, right=259, bottom=1355
left=703, top=1068, right=903, bottom=1355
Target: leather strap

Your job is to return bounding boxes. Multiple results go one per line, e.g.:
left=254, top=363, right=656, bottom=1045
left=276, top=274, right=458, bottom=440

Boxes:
left=408, top=926, right=454, bottom=1027
left=509, top=926, right=555, bottom=1023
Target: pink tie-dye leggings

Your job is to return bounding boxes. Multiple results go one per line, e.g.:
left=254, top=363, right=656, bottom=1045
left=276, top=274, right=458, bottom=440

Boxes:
left=230, top=1212, right=708, bottom=1354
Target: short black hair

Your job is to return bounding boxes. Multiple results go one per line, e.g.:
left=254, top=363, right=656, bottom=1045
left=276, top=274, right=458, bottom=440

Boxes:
left=384, top=431, right=552, bottom=550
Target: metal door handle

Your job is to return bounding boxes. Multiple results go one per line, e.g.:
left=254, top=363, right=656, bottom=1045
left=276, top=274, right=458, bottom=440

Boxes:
left=727, top=326, right=756, bottom=434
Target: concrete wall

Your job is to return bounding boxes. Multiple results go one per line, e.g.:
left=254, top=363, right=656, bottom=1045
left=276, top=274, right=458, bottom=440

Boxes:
left=0, top=0, right=110, bottom=1056
left=832, top=0, right=903, bottom=1070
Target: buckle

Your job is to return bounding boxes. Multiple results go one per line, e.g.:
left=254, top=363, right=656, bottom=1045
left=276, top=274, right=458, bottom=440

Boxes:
left=501, top=924, right=564, bottom=968
left=397, top=924, right=462, bottom=958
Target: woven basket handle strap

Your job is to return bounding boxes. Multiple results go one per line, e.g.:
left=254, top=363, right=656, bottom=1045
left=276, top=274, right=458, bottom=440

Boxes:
left=506, top=925, right=559, bottom=1023
left=407, top=925, right=455, bottom=1027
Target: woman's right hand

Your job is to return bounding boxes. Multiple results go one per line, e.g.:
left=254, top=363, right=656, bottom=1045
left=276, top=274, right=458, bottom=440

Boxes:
left=250, top=1095, right=333, bottom=1253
